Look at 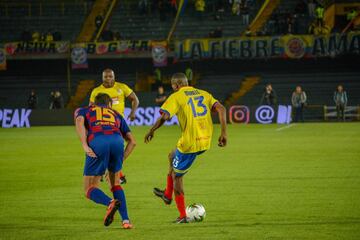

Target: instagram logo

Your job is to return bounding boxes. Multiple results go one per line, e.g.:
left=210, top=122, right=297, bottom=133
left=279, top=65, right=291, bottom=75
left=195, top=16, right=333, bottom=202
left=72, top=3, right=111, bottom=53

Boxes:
left=229, top=105, right=250, bottom=124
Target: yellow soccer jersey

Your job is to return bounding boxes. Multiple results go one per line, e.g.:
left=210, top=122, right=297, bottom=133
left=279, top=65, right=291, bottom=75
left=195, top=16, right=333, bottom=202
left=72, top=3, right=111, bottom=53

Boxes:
left=160, top=86, right=219, bottom=153
left=90, top=82, right=133, bottom=116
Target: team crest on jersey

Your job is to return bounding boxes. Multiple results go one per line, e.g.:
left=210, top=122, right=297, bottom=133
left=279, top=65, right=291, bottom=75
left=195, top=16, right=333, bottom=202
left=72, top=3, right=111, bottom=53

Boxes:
left=117, top=89, right=123, bottom=94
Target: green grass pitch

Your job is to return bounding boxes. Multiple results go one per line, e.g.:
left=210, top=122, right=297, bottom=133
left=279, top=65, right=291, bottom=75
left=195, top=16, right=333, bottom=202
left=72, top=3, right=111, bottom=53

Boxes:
left=0, top=123, right=359, bottom=240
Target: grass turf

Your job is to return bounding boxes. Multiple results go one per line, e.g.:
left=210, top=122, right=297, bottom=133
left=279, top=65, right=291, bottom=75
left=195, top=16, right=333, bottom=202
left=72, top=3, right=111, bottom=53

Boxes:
left=0, top=123, right=359, bottom=240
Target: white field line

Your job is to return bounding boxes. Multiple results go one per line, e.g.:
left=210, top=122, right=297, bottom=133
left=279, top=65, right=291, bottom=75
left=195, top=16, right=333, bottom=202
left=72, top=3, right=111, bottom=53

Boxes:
left=276, top=124, right=296, bottom=131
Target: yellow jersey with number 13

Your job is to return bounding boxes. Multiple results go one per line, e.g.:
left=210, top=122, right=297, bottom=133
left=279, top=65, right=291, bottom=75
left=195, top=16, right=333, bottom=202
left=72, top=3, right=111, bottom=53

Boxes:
left=90, top=82, right=133, bottom=116
left=160, top=86, right=219, bottom=153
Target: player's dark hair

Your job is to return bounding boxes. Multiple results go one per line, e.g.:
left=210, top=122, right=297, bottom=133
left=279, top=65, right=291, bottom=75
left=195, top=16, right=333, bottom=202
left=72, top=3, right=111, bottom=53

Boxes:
left=94, top=93, right=112, bottom=106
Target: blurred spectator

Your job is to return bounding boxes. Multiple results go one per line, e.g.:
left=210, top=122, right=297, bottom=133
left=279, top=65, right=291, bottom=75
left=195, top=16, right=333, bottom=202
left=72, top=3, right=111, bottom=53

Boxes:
left=95, top=14, right=103, bottom=29
left=195, top=0, right=205, bottom=20
left=347, top=9, right=358, bottom=21
left=101, top=29, right=114, bottom=41
left=334, top=85, right=348, bottom=121
left=155, top=86, right=167, bottom=106
left=185, top=66, right=193, bottom=84
left=27, top=90, right=37, bottom=109
left=232, top=0, right=241, bottom=16
left=287, top=14, right=294, bottom=34
left=46, top=31, right=54, bottom=42
left=21, top=30, right=32, bottom=42
left=52, top=91, right=64, bottom=109
left=49, top=91, right=55, bottom=109
left=291, top=86, right=307, bottom=122
left=315, top=5, right=324, bottom=27
left=260, top=84, right=277, bottom=106
left=32, top=31, right=40, bottom=42
left=308, top=0, right=316, bottom=18
left=241, top=4, right=250, bottom=25
left=154, top=68, right=162, bottom=86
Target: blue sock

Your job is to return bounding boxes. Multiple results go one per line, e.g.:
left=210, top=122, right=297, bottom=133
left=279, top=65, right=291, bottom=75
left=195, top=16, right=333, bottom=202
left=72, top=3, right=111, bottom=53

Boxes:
left=87, top=187, right=112, bottom=206
left=111, top=185, right=129, bottom=221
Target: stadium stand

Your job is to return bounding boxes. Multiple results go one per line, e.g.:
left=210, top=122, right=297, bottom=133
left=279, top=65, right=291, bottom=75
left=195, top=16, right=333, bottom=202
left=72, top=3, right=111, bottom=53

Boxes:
left=0, top=1, right=90, bottom=42
left=109, top=0, right=263, bottom=40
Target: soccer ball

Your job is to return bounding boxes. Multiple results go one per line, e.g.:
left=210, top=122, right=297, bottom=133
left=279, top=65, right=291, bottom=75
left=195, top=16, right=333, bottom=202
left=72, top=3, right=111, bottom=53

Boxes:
left=186, top=203, right=206, bottom=222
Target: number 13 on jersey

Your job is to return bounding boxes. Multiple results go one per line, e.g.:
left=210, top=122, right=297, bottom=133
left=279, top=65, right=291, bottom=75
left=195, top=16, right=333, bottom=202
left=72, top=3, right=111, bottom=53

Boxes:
left=187, top=96, right=207, bottom=117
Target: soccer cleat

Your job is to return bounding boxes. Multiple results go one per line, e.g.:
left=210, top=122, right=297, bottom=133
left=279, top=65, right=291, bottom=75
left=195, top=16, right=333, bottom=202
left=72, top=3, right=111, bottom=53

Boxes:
left=122, top=220, right=134, bottom=229
left=173, top=217, right=189, bottom=224
left=104, top=199, right=121, bottom=227
left=153, top=187, right=172, bottom=205
left=120, top=175, right=127, bottom=185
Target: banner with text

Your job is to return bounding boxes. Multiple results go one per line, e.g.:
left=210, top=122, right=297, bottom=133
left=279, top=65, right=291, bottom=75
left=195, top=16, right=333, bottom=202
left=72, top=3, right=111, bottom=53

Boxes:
left=175, top=32, right=360, bottom=60
left=4, top=41, right=70, bottom=55
left=82, top=40, right=151, bottom=55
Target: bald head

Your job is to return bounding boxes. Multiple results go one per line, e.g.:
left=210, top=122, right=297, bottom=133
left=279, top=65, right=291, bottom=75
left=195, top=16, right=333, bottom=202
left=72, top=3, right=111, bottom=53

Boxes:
left=102, top=69, right=115, bottom=88
left=171, top=73, right=188, bottom=91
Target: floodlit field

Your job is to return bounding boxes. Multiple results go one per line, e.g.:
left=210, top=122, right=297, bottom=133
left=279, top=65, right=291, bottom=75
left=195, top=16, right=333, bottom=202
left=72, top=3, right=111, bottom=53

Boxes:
left=0, top=123, right=359, bottom=240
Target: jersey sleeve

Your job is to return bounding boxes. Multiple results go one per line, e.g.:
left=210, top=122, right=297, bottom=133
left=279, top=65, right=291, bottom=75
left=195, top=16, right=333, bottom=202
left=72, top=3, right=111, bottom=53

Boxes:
left=208, top=93, right=219, bottom=110
left=119, top=116, right=131, bottom=136
left=121, top=83, right=133, bottom=97
left=74, top=107, right=87, bottom=119
left=160, top=94, right=179, bottom=118
left=89, top=88, right=97, bottom=104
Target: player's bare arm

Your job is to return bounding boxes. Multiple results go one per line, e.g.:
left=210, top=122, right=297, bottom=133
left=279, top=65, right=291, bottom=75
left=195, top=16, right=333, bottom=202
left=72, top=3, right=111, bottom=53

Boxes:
left=123, top=132, right=136, bottom=160
left=127, top=92, right=139, bottom=121
left=214, top=102, right=227, bottom=147
left=144, top=112, right=169, bottom=143
left=75, top=116, right=97, bottom=158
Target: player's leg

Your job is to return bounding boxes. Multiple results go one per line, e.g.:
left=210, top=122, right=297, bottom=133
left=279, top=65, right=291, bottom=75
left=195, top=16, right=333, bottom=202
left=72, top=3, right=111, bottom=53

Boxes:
left=83, top=137, right=113, bottom=207
left=85, top=136, right=121, bottom=227
left=173, top=173, right=188, bottom=223
left=84, top=175, right=112, bottom=206
left=108, top=135, right=133, bottom=229
left=153, top=149, right=176, bottom=205
left=171, top=149, right=200, bottom=223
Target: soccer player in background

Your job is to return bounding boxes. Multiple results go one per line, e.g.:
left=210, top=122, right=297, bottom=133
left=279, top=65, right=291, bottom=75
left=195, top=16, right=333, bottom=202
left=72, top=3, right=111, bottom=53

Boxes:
left=90, top=68, right=139, bottom=184
left=144, top=73, right=227, bottom=223
left=75, top=93, right=136, bottom=229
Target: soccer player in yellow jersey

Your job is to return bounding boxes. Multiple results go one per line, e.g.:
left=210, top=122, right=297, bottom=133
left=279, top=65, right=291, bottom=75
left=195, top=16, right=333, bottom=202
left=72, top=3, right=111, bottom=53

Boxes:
left=90, top=69, right=139, bottom=121
left=145, top=73, right=227, bottom=223
left=90, top=69, right=139, bottom=184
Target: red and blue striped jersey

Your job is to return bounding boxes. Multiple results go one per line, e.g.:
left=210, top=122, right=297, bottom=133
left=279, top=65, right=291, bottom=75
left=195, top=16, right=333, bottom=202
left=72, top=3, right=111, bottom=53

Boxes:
left=74, top=105, right=130, bottom=142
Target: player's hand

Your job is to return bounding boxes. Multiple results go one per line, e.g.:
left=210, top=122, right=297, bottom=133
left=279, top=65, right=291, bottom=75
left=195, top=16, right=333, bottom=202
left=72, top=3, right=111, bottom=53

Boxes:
left=218, top=135, right=227, bottom=147
left=83, top=145, right=97, bottom=158
left=128, top=112, right=136, bottom=121
left=144, top=131, right=154, bottom=143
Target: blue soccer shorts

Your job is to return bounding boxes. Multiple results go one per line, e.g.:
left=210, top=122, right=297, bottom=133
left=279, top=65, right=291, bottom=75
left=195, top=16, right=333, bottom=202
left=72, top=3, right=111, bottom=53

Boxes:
left=83, top=134, right=124, bottom=176
left=172, top=149, right=205, bottom=176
